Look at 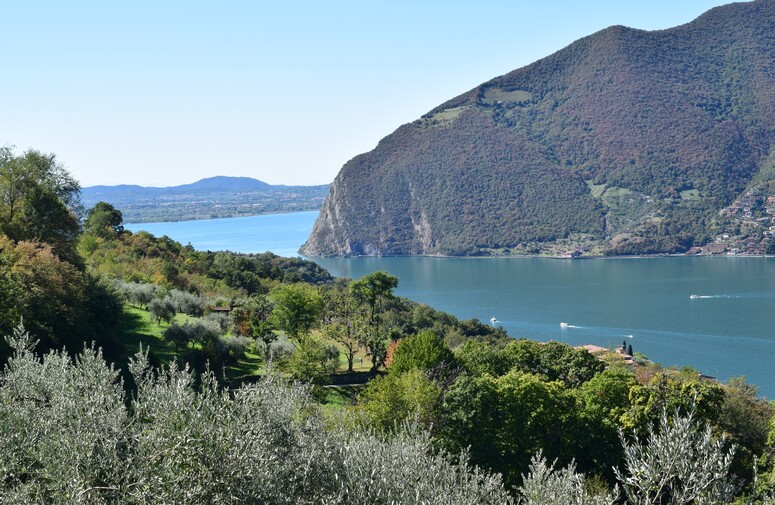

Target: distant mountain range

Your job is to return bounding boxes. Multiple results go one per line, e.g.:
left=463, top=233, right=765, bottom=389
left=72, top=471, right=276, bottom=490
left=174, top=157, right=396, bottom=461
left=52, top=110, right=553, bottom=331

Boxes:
left=303, top=0, right=775, bottom=257
left=83, top=176, right=330, bottom=223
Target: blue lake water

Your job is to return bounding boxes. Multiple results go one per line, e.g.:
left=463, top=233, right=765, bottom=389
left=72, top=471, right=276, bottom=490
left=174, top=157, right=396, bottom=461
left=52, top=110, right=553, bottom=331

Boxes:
left=127, top=213, right=775, bottom=397
left=126, top=211, right=319, bottom=258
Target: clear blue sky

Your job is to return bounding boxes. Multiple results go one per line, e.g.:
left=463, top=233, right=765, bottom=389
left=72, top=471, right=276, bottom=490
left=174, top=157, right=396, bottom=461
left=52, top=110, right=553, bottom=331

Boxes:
left=0, top=1, right=731, bottom=187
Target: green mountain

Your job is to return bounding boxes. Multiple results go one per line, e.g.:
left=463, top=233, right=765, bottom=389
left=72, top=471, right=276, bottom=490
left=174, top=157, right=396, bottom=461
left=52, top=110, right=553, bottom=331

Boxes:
left=303, top=0, right=775, bottom=257
left=83, top=176, right=329, bottom=223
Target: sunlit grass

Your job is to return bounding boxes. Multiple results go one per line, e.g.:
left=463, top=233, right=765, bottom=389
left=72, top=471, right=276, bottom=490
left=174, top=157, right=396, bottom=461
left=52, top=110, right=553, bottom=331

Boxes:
left=115, top=305, right=377, bottom=389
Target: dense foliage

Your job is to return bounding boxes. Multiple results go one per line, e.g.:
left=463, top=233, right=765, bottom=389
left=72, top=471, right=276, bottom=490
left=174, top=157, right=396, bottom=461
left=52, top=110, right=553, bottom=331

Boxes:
left=81, top=228, right=333, bottom=296
left=81, top=222, right=508, bottom=380
left=0, top=329, right=513, bottom=504
left=357, top=336, right=775, bottom=496
left=0, top=148, right=122, bottom=364
left=3, top=326, right=774, bottom=504
left=304, top=0, right=775, bottom=257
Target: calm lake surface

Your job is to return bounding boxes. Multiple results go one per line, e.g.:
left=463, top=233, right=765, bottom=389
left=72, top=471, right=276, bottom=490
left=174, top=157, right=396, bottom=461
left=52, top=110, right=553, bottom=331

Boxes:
left=126, top=211, right=319, bottom=258
left=128, top=213, right=775, bottom=397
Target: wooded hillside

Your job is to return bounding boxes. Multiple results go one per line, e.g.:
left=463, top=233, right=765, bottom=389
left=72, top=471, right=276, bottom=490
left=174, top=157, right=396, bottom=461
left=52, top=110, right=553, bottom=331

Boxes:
left=303, top=0, right=775, bottom=257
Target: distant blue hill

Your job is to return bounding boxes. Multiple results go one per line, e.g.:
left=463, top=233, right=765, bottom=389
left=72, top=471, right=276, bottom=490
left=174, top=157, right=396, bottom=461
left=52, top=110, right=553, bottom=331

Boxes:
left=82, top=176, right=329, bottom=223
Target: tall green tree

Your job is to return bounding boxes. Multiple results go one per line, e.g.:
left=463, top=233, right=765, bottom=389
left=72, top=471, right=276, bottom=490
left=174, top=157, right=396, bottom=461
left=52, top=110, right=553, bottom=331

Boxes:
left=622, top=369, right=726, bottom=435
left=271, top=283, right=324, bottom=340
left=282, top=336, right=340, bottom=384
left=84, top=201, right=124, bottom=238
left=454, top=338, right=509, bottom=377
left=440, top=370, right=577, bottom=488
left=231, top=294, right=276, bottom=361
left=574, top=368, right=637, bottom=479
left=389, top=330, right=456, bottom=376
left=351, top=271, right=398, bottom=371
left=0, top=236, right=120, bottom=360
left=351, top=271, right=398, bottom=327
left=501, top=339, right=605, bottom=387
left=716, top=377, right=775, bottom=483
left=358, top=368, right=442, bottom=431
left=322, top=282, right=363, bottom=372
left=0, top=148, right=81, bottom=264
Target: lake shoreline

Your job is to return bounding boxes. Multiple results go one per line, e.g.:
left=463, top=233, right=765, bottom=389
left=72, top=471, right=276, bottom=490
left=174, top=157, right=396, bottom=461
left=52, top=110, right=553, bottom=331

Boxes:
left=129, top=213, right=773, bottom=261
left=123, top=208, right=321, bottom=226
left=302, top=252, right=775, bottom=261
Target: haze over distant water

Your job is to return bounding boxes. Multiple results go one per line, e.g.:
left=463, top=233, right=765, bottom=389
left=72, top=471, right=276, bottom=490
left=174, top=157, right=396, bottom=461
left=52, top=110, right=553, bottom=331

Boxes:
left=130, top=213, right=775, bottom=398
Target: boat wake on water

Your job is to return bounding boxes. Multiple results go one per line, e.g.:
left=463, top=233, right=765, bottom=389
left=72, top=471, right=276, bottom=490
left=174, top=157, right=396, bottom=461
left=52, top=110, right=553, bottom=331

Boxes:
left=690, top=294, right=747, bottom=299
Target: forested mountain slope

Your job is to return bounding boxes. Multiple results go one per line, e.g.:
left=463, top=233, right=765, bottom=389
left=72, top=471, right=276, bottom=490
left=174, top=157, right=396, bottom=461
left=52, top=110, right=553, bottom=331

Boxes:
left=303, top=0, right=775, bottom=256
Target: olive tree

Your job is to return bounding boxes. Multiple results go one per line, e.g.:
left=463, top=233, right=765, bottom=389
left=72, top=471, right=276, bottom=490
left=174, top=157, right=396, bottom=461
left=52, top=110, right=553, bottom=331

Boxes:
left=0, top=325, right=513, bottom=504
left=614, top=408, right=736, bottom=504
left=147, top=297, right=176, bottom=325
left=518, top=453, right=616, bottom=505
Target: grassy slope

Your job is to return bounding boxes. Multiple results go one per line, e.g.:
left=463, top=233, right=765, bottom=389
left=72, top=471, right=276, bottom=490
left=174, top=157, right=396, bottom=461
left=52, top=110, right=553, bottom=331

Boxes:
left=116, top=306, right=266, bottom=379
left=116, top=305, right=374, bottom=394
left=116, top=306, right=178, bottom=364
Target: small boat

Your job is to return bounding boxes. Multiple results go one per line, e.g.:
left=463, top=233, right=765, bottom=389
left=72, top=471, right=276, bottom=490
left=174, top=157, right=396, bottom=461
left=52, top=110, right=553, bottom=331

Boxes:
left=490, top=317, right=499, bottom=324
left=560, top=322, right=569, bottom=328
left=690, top=294, right=700, bottom=299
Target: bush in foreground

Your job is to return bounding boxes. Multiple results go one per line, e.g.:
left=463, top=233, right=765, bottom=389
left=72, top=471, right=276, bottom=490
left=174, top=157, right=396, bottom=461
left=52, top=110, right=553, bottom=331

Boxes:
left=0, top=326, right=512, bottom=504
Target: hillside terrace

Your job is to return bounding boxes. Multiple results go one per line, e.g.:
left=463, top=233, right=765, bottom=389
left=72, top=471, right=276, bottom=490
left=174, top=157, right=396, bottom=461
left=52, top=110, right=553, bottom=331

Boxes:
left=702, top=190, right=775, bottom=255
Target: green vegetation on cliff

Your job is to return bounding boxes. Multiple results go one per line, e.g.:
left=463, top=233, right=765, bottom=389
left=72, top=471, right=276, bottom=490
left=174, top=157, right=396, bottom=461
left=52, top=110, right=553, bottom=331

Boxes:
left=304, top=0, right=775, bottom=257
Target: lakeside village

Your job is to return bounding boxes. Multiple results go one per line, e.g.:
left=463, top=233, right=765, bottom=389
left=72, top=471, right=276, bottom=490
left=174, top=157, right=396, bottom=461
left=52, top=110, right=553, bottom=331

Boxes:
left=690, top=190, right=775, bottom=256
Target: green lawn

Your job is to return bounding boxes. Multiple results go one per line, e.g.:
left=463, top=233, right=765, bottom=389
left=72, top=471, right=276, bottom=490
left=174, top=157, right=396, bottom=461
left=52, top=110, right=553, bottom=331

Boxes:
left=116, top=305, right=264, bottom=378
left=225, top=350, right=265, bottom=381
left=585, top=180, right=607, bottom=199
left=318, top=385, right=362, bottom=415
left=117, top=306, right=178, bottom=364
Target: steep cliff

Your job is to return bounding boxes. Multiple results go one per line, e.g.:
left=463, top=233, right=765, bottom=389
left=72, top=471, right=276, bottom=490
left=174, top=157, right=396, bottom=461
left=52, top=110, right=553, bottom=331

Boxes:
left=303, top=0, right=775, bottom=256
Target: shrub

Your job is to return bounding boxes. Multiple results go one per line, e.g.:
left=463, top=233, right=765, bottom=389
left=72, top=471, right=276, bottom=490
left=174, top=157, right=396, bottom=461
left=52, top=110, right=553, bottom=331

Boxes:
left=147, top=297, right=176, bottom=325
left=615, top=408, right=736, bottom=504
left=518, top=453, right=616, bottom=505
left=0, top=326, right=512, bottom=504
left=167, top=289, right=206, bottom=316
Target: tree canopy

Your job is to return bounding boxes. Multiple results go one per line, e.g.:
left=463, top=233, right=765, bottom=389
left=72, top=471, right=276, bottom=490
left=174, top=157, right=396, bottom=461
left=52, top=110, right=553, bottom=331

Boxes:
left=0, top=147, right=81, bottom=264
left=84, top=201, right=124, bottom=238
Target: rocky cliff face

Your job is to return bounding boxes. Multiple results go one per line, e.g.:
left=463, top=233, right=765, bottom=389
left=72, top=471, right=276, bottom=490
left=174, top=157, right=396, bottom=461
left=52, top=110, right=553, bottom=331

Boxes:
left=303, top=0, right=775, bottom=257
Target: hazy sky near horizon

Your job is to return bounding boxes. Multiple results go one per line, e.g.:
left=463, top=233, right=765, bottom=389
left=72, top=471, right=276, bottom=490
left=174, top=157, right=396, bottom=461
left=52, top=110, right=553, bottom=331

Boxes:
left=1, top=1, right=730, bottom=187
